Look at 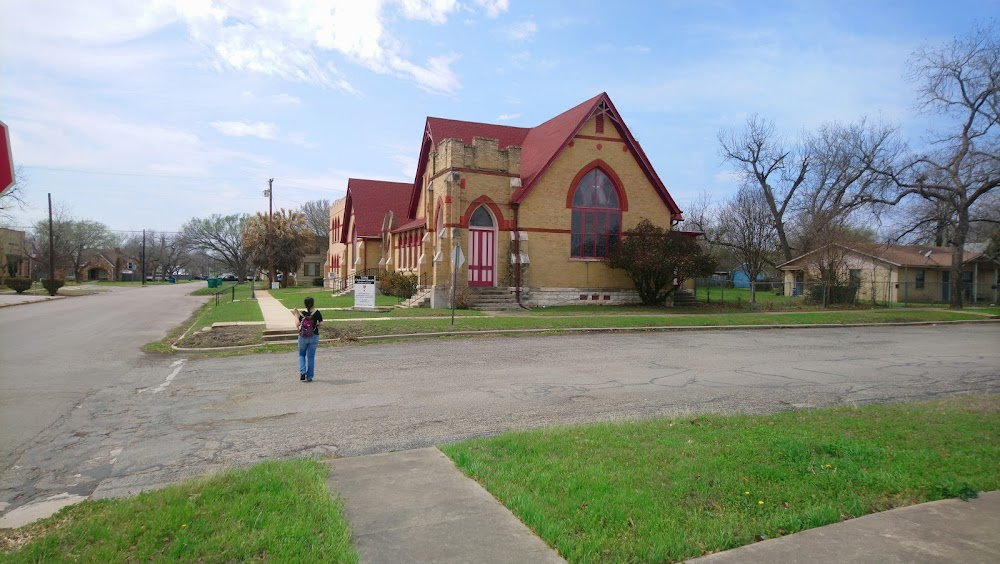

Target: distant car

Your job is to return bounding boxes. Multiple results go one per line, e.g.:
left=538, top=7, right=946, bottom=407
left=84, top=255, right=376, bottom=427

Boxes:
left=194, top=275, right=208, bottom=280
left=221, top=274, right=238, bottom=281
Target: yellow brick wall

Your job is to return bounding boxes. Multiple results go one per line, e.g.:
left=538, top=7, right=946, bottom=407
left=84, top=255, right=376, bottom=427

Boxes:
left=517, top=119, right=675, bottom=288
left=417, top=115, right=677, bottom=294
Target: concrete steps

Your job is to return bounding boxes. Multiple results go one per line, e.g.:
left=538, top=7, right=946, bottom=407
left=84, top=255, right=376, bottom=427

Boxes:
left=471, top=287, right=522, bottom=311
left=263, top=328, right=299, bottom=343
left=398, top=287, right=432, bottom=308
left=673, top=289, right=701, bottom=307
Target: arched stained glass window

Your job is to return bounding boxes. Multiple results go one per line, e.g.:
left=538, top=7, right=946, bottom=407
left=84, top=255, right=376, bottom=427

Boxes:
left=571, top=168, right=621, bottom=258
left=470, top=206, right=494, bottom=227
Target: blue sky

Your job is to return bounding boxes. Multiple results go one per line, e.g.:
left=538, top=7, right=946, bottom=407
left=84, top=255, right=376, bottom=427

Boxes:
left=1, top=0, right=995, bottom=234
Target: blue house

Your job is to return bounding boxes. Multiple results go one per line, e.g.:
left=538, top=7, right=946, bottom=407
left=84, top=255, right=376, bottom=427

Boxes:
left=731, top=265, right=765, bottom=288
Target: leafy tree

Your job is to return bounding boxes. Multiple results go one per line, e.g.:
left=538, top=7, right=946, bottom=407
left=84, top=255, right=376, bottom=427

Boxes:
left=181, top=214, right=251, bottom=281
left=608, top=219, right=718, bottom=305
left=242, top=209, right=311, bottom=287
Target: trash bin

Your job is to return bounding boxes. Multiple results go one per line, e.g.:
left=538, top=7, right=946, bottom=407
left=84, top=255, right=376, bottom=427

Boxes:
left=169, top=276, right=176, bottom=284
left=207, top=278, right=219, bottom=288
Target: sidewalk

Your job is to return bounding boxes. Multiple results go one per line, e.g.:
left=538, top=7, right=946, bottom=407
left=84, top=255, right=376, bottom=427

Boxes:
left=255, top=290, right=297, bottom=330
left=328, top=448, right=565, bottom=564
left=327, top=448, right=1000, bottom=564
left=690, top=490, right=1000, bottom=563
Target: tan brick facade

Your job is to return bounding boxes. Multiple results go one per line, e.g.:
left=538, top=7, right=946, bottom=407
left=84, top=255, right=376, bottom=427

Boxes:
left=331, top=94, right=686, bottom=307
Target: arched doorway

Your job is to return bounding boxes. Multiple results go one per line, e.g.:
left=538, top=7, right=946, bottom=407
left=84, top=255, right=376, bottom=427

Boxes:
left=468, top=206, right=496, bottom=287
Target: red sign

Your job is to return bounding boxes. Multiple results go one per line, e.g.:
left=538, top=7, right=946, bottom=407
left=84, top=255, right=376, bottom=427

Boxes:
left=0, top=120, right=13, bottom=195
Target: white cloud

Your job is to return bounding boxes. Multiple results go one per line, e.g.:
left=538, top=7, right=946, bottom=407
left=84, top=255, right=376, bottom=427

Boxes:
left=496, top=113, right=522, bottom=121
left=625, top=44, right=651, bottom=54
left=210, top=120, right=313, bottom=147
left=176, top=0, right=463, bottom=94
left=211, top=120, right=280, bottom=140
left=473, top=0, right=510, bottom=18
left=503, top=20, right=538, bottom=41
left=398, top=0, right=460, bottom=23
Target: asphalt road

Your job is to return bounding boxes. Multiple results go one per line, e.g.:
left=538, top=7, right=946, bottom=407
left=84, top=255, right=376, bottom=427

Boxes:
left=1, top=288, right=999, bottom=519
left=0, top=283, right=206, bottom=468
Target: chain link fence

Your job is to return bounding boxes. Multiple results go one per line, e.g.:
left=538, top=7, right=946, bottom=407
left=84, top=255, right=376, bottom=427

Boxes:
left=695, top=277, right=999, bottom=308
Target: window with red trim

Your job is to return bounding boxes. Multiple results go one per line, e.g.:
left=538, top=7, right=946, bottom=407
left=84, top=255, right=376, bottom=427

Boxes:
left=570, top=168, right=621, bottom=258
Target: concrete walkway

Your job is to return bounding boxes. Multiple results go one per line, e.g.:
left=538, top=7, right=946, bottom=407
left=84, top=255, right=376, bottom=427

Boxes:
left=328, top=447, right=1000, bottom=564
left=691, top=490, right=1000, bottom=563
left=255, top=290, right=297, bottom=330
left=328, top=448, right=565, bottom=564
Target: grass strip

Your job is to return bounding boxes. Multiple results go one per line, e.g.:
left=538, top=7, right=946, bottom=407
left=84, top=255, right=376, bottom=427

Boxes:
left=0, top=459, right=358, bottom=563
left=329, top=309, right=985, bottom=339
left=441, top=395, right=1000, bottom=563
left=269, top=287, right=398, bottom=309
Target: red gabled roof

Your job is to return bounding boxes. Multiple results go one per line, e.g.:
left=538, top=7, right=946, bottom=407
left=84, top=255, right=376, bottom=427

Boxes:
left=391, top=217, right=427, bottom=234
left=342, top=178, right=412, bottom=241
left=407, top=92, right=683, bottom=220
left=515, top=92, right=605, bottom=197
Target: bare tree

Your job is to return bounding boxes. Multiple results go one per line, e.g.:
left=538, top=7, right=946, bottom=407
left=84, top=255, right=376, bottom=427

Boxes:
left=874, top=20, right=1000, bottom=309
left=794, top=119, right=901, bottom=252
left=299, top=199, right=331, bottom=254
left=0, top=165, right=28, bottom=225
left=181, top=214, right=251, bottom=280
left=715, top=186, right=778, bottom=304
left=719, top=115, right=809, bottom=263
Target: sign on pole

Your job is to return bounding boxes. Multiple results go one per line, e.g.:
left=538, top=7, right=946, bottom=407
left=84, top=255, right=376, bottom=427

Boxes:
left=451, top=245, right=465, bottom=269
left=0, top=120, right=14, bottom=195
left=354, top=275, right=376, bottom=309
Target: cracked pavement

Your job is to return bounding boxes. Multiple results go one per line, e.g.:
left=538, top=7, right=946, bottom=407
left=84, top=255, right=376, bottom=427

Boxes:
left=2, top=284, right=998, bottom=519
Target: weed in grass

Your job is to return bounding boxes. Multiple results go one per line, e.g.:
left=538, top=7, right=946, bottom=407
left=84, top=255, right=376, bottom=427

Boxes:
left=441, top=396, right=1000, bottom=563
left=1, top=460, right=358, bottom=563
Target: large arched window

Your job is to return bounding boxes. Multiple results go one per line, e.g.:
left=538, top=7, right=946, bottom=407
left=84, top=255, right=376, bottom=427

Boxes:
left=571, top=168, right=621, bottom=258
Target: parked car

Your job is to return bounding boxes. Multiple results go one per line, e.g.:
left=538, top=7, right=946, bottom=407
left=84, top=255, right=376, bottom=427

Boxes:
left=221, top=273, right=238, bottom=281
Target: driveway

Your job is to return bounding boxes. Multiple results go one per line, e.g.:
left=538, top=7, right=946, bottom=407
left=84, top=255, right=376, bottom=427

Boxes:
left=1, top=320, right=997, bottom=514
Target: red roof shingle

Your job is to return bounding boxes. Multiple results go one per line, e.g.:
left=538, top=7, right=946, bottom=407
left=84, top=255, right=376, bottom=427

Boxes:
left=344, top=178, right=412, bottom=240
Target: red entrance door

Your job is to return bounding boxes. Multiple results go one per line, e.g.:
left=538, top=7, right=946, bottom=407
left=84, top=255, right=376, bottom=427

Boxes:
left=468, top=228, right=495, bottom=286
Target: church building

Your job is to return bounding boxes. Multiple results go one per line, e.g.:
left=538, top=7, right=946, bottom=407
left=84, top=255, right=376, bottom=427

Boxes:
left=329, top=92, right=686, bottom=308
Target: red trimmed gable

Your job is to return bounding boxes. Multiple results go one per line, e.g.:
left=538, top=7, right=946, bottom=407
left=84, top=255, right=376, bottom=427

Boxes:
left=343, top=178, right=412, bottom=240
left=407, top=92, right=683, bottom=222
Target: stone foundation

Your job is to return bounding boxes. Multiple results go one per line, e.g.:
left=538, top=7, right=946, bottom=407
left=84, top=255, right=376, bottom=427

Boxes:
left=519, top=287, right=642, bottom=308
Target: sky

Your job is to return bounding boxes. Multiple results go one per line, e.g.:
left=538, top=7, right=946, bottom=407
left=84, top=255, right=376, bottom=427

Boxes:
left=0, top=0, right=996, bottom=236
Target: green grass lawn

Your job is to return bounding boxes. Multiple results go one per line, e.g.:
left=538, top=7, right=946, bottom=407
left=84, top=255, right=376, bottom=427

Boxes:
left=441, top=395, right=1000, bottom=563
left=188, top=287, right=263, bottom=332
left=327, top=309, right=985, bottom=339
left=0, top=459, right=357, bottom=563
left=268, top=287, right=398, bottom=309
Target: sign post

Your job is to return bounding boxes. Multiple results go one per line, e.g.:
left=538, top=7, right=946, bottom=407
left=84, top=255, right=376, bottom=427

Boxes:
left=354, top=274, right=376, bottom=310
left=450, top=244, right=465, bottom=325
left=0, top=120, right=14, bottom=195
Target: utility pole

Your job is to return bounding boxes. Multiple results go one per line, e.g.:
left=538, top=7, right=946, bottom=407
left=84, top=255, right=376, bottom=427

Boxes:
left=266, top=178, right=274, bottom=289
left=141, top=229, right=146, bottom=286
left=47, top=193, right=55, bottom=284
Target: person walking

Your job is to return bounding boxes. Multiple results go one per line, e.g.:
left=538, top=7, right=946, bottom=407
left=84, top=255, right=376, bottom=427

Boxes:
left=293, top=297, right=323, bottom=382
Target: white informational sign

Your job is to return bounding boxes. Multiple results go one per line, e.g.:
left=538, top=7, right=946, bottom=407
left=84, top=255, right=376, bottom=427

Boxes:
left=451, top=245, right=465, bottom=268
left=354, top=275, right=376, bottom=309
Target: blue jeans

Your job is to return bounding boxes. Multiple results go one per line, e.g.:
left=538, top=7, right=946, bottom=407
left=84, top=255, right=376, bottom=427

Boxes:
left=298, top=334, right=320, bottom=380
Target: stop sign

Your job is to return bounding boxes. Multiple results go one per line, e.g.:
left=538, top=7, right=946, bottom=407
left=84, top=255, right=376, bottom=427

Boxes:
left=0, top=120, right=14, bottom=195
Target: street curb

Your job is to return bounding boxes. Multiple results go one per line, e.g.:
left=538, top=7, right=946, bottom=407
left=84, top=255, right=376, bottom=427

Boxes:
left=167, top=318, right=999, bottom=352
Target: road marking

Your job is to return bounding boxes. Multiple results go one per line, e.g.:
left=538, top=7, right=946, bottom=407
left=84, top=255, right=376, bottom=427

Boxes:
left=152, top=359, right=188, bottom=394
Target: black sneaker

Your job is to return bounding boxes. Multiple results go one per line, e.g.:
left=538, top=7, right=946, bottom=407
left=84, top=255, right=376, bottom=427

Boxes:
left=300, top=373, right=306, bottom=381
